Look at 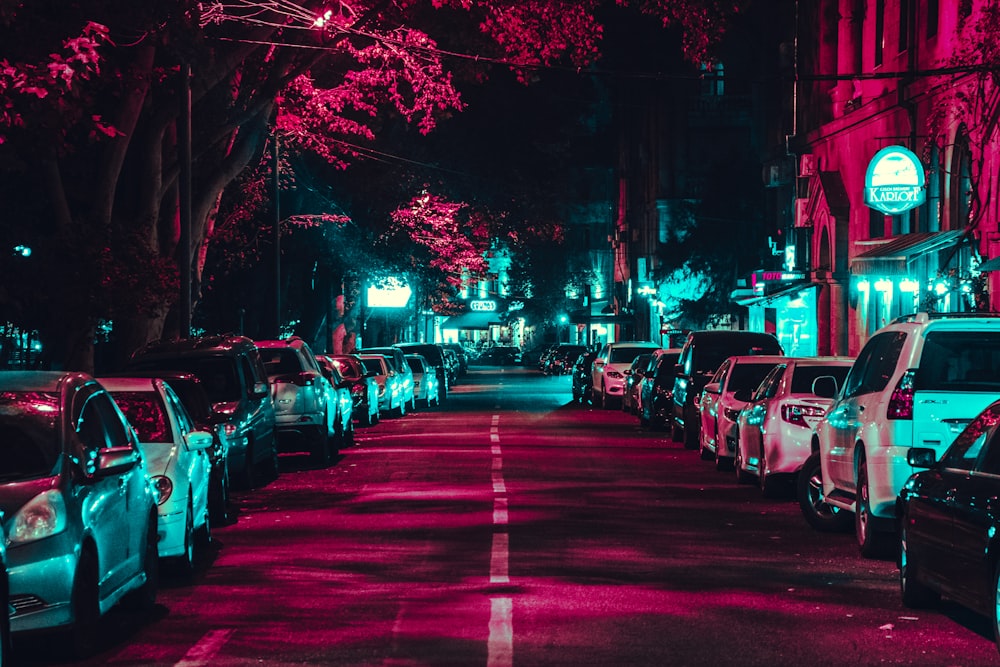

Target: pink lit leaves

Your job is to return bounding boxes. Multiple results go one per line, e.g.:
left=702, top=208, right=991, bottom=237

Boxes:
left=0, top=21, right=112, bottom=144
left=389, top=191, right=490, bottom=287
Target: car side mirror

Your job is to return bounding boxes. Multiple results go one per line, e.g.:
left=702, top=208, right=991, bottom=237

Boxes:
left=703, top=381, right=721, bottom=395
left=907, top=447, right=937, bottom=468
left=251, top=381, right=270, bottom=398
left=812, top=375, right=839, bottom=399
left=94, top=445, right=140, bottom=476
left=184, top=430, right=215, bottom=452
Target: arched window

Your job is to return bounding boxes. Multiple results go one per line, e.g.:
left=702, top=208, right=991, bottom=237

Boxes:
left=949, top=127, right=973, bottom=230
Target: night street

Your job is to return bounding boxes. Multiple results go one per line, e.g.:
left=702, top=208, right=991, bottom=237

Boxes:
left=13, top=367, right=1000, bottom=666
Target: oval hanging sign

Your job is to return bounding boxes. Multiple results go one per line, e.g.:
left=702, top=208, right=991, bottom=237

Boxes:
left=865, top=145, right=926, bottom=215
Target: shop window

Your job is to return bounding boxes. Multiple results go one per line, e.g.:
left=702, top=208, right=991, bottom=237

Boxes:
left=874, top=0, right=885, bottom=67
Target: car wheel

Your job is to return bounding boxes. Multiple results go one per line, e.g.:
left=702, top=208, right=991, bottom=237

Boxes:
left=234, top=440, right=255, bottom=491
left=68, top=547, right=101, bottom=658
left=734, top=442, right=752, bottom=484
left=600, top=384, right=610, bottom=409
left=343, top=419, right=355, bottom=447
left=714, top=444, right=732, bottom=472
left=992, top=563, right=1000, bottom=653
left=209, top=463, right=231, bottom=526
left=683, top=422, right=699, bottom=450
left=313, top=423, right=332, bottom=465
left=899, top=523, right=939, bottom=608
left=173, top=502, right=196, bottom=576
left=856, top=458, right=892, bottom=558
left=758, top=443, right=777, bottom=498
left=797, top=451, right=852, bottom=532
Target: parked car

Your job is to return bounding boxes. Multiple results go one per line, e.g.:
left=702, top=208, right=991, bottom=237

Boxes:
left=733, top=356, right=853, bottom=497
left=808, top=312, right=1000, bottom=557
left=640, top=349, right=682, bottom=428
left=328, top=353, right=380, bottom=426
left=671, top=330, right=784, bottom=450
left=442, top=348, right=460, bottom=386
left=104, top=370, right=233, bottom=526
left=571, top=350, right=599, bottom=404
left=697, top=355, right=785, bottom=470
left=358, top=346, right=417, bottom=411
left=544, top=344, right=587, bottom=376
left=478, top=345, right=522, bottom=366
left=591, top=341, right=662, bottom=409
left=406, top=353, right=441, bottom=407
left=257, top=337, right=340, bottom=464
left=441, top=342, right=469, bottom=377
left=621, top=352, right=655, bottom=414
left=897, top=397, right=1000, bottom=651
left=360, top=354, right=406, bottom=417
left=395, top=343, right=450, bottom=400
left=1, top=371, right=158, bottom=657
left=127, top=335, right=278, bottom=489
left=100, top=377, right=214, bottom=574
left=313, top=355, right=356, bottom=447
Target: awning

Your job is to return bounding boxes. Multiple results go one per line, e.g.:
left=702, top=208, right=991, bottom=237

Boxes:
left=732, top=282, right=817, bottom=307
left=851, top=230, right=966, bottom=276
left=440, top=311, right=500, bottom=330
left=978, top=256, right=1000, bottom=272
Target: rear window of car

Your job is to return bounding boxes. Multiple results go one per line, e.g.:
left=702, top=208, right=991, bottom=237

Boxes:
left=727, top=363, right=781, bottom=392
left=361, top=358, right=387, bottom=374
left=610, top=346, right=655, bottom=363
left=790, top=365, right=851, bottom=394
left=261, top=349, right=304, bottom=376
left=696, top=338, right=782, bottom=373
left=917, top=331, right=1000, bottom=391
left=111, top=391, right=172, bottom=443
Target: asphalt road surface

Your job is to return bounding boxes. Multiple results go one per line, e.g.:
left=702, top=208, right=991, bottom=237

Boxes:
left=14, top=366, right=1000, bottom=666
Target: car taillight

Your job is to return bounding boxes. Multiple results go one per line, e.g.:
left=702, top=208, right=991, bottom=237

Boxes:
left=781, top=403, right=826, bottom=427
left=887, top=369, right=916, bottom=420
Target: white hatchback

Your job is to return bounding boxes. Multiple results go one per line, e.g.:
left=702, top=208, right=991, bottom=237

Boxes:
left=591, top=341, right=662, bottom=409
left=101, top=377, right=214, bottom=574
left=733, top=356, right=853, bottom=496
left=697, top=355, right=785, bottom=470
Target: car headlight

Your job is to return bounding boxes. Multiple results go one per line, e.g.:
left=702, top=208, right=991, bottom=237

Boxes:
left=9, top=489, right=67, bottom=544
left=152, top=475, right=173, bottom=506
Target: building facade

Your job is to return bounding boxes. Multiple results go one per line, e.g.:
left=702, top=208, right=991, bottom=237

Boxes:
left=790, top=0, right=1000, bottom=355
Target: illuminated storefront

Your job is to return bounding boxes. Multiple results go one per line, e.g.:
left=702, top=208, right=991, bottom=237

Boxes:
left=736, top=271, right=818, bottom=357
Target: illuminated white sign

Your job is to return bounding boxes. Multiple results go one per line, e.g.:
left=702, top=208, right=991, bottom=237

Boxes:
left=470, top=300, right=497, bottom=312
left=367, top=277, right=412, bottom=308
left=865, top=146, right=925, bottom=215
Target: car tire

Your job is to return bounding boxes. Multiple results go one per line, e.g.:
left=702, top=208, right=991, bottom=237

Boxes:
left=734, top=442, right=752, bottom=484
left=856, top=457, right=892, bottom=559
left=758, top=444, right=778, bottom=498
left=235, top=440, right=255, bottom=491
left=343, top=419, right=354, bottom=447
left=172, top=502, right=196, bottom=576
left=313, top=422, right=332, bottom=465
left=600, top=384, right=611, bottom=410
left=68, top=547, right=101, bottom=658
left=992, top=564, right=1000, bottom=652
left=683, top=422, right=699, bottom=450
left=797, top=451, right=852, bottom=532
left=899, top=523, right=939, bottom=608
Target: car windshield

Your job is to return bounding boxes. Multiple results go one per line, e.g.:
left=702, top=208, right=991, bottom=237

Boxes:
left=111, top=391, right=172, bottom=443
left=610, top=347, right=654, bottom=363
left=790, top=365, right=850, bottom=394
left=939, top=402, right=1000, bottom=470
left=916, top=332, right=1000, bottom=391
left=0, top=391, right=61, bottom=480
left=727, top=363, right=781, bottom=391
left=131, top=356, right=241, bottom=403
left=406, top=358, right=423, bottom=373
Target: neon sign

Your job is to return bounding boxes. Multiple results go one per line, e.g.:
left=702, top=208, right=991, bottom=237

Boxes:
left=865, top=146, right=925, bottom=214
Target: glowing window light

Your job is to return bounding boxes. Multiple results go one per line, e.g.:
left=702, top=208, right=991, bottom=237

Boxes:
left=930, top=280, right=949, bottom=296
left=856, top=279, right=870, bottom=292
left=899, top=278, right=919, bottom=293
left=874, top=278, right=893, bottom=293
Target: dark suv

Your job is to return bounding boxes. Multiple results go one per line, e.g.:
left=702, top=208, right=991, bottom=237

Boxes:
left=126, top=335, right=278, bottom=489
left=671, top=330, right=783, bottom=450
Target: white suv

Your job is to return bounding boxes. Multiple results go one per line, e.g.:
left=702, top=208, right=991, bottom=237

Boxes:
left=803, top=312, right=1000, bottom=557
left=591, top=341, right=662, bottom=409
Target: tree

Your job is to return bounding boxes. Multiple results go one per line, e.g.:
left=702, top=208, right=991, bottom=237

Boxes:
left=0, top=0, right=748, bottom=372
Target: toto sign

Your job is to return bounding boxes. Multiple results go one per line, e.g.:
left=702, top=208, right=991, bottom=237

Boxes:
left=865, top=145, right=926, bottom=215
